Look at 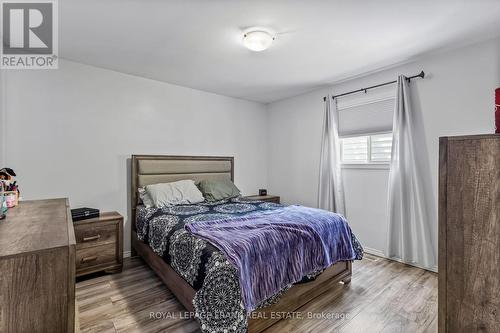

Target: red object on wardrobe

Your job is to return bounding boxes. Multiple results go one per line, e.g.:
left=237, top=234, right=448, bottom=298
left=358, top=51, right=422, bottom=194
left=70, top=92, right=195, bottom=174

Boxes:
left=496, top=88, right=500, bottom=133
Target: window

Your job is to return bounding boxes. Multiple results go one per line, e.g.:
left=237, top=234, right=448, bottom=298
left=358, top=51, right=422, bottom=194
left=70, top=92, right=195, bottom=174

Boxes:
left=370, top=133, right=393, bottom=162
left=337, top=94, right=394, bottom=165
left=341, top=133, right=393, bottom=164
left=341, top=136, right=369, bottom=163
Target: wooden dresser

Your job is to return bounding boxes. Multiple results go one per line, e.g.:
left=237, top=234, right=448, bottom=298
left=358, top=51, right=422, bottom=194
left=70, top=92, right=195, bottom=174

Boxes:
left=0, top=198, right=76, bottom=333
left=73, top=212, right=123, bottom=277
left=439, top=134, right=500, bottom=332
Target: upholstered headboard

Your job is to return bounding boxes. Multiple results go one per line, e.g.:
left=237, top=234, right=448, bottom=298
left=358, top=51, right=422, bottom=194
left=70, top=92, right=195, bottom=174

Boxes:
left=130, top=155, right=234, bottom=226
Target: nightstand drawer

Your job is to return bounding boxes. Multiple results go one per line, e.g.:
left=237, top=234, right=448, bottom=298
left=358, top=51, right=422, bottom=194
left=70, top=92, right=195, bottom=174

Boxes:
left=263, top=197, right=280, bottom=204
left=76, top=243, right=117, bottom=270
left=74, top=223, right=117, bottom=248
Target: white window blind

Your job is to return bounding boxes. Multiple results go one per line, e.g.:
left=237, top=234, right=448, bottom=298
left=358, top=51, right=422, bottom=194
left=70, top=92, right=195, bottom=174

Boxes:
left=370, top=133, right=393, bottom=161
left=341, top=136, right=368, bottom=163
left=338, top=98, right=395, bottom=136
left=341, top=133, right=393, bottom=164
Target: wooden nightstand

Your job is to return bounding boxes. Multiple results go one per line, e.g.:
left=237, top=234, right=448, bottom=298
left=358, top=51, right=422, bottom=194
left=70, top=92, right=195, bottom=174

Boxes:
left=73, top=212, right=123, bottom=277
left=242, top=195, right=280, bottom=204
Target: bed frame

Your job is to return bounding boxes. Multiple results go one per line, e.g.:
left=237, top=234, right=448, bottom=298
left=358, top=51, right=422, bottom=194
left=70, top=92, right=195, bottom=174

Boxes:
left=130, top=155, right=352, bottom=333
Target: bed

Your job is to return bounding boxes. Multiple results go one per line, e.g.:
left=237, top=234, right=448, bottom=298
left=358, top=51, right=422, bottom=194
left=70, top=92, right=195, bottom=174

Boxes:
left=130, top=155, right=362, bottom=333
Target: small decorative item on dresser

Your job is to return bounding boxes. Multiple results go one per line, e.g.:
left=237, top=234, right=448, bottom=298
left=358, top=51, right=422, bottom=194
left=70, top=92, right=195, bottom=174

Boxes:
left=495, top=87, right=500, bottom=133
left=0, top=167, right=20, bottom=208
left=0, top=181, right=6, bottom=220
left=243, top=194, right=280, bottom=204
left=73, top=212, right=123, bottom=277
left=259, top=189, right=267, bottom=196
left=71, top=207, right=100, bottom=221
left=3, top=191, right=19, bottom=208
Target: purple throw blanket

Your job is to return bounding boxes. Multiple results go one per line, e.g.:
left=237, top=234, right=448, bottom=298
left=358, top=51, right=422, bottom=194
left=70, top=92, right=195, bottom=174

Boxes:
left=185, top=205, right=361, bottom=312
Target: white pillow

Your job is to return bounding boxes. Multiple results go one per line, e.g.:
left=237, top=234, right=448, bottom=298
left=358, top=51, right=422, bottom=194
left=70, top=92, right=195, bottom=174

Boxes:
left=138, top=187, right=155, bottom=208
left=145, top=180, right=204, bottom=207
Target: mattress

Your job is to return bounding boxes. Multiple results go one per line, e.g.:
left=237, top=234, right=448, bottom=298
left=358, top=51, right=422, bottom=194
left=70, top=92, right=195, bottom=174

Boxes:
left=136, top=197, right=283, bottom=290
left=136, top=197, right=363, bottom=333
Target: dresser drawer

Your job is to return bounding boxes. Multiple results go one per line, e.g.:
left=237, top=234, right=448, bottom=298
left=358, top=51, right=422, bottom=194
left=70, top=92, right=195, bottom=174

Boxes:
left=74, top=223, right=117, bottom=248
left=76, top=243, right=117, bottom=270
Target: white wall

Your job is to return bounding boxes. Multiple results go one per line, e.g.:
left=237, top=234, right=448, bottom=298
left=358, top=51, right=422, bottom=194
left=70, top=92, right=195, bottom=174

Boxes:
left=2, top=59, right=269, bottom=254
left=267, top=37, right=500, bottom=263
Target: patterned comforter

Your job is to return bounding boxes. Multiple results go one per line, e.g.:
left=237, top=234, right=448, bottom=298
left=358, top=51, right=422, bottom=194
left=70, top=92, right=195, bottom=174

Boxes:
left=136, top=197, right=363, bottom=333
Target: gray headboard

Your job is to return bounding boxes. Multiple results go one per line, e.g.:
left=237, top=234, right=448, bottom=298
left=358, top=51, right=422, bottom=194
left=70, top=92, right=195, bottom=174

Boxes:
left=130, top=155, right=234, bottom=226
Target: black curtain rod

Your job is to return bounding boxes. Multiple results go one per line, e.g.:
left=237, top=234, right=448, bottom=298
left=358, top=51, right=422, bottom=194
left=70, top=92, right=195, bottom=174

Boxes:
left=322, top=70, right=425, bottom=102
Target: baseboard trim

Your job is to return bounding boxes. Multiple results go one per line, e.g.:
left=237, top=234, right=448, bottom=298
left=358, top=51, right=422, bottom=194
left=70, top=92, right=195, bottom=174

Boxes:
left=123, top=250, right=132, bottom=258
left=363, top=247, right=438, bottom=273
left=363, top=247, right=386, bottom=258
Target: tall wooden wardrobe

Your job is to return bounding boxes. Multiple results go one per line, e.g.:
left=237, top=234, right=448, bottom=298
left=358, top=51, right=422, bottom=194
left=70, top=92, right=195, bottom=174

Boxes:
left=439, top=134, right=499, bottom=332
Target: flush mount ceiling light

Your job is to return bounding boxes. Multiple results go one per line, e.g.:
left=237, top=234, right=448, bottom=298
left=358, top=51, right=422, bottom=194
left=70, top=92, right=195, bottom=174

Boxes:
left=243, top=30, right=275, bottom=52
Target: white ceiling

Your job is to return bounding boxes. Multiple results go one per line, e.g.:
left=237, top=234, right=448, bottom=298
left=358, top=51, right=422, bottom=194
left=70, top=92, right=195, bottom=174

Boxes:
left=61, top=0, right=500, bottom=103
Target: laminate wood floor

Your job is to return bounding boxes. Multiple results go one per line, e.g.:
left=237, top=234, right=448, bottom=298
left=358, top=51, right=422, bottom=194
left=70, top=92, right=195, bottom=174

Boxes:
left=76, top=254, right=437, bottom=333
